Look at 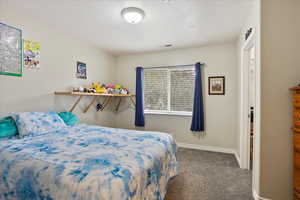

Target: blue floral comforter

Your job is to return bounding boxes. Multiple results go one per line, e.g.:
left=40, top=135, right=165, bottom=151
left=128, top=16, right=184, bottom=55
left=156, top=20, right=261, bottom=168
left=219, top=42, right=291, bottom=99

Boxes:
left=0, top=124, right=178, bottom=200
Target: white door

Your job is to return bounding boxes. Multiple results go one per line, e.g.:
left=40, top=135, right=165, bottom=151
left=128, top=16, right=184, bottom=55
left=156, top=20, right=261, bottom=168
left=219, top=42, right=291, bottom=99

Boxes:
left=240, top=36, right=256, bottom=170
left=248, top=46, right=256, bottom=170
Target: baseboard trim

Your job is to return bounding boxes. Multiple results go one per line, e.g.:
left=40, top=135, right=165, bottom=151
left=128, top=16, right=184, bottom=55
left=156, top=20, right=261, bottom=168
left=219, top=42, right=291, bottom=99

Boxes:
left=234, top=151, right=241, bottom=168
left=177, top=142, right=240, bottom=167
left=177, top=142, right=235, bottom=154
left=253, top=189, right=272, bottom=200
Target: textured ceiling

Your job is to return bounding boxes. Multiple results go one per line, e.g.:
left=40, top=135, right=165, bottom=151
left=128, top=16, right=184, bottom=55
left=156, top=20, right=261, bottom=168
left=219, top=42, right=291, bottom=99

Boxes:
left=3, top=0, right=255, bottom=55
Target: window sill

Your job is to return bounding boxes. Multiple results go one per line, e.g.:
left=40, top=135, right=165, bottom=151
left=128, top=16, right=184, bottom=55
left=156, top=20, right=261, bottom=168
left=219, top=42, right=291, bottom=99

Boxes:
left=144, top=110, right=192, bottom=117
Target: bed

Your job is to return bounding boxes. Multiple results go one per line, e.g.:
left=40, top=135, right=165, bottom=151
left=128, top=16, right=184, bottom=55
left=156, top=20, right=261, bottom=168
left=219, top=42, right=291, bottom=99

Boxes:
left=0, top=123, right=178, bottom=200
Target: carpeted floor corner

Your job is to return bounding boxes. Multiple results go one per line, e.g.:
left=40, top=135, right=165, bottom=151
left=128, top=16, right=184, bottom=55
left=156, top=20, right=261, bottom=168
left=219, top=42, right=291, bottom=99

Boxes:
left=165, top=148, right=253, bottom=200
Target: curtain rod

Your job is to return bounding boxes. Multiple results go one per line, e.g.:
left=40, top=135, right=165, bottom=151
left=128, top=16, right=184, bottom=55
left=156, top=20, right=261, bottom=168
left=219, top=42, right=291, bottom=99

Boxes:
left=140, top=62, right=205, bottom=70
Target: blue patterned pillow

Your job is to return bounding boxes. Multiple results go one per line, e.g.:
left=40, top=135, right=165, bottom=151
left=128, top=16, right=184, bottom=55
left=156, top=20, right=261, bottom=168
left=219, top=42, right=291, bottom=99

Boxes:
left=12, top=111, right=66, bottom=137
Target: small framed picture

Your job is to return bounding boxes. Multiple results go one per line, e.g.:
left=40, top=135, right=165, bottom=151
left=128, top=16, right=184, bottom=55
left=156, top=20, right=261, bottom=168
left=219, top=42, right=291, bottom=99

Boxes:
left=76, top=61, right=87, bottom=79
left=209, top=76, right=225, bottom=95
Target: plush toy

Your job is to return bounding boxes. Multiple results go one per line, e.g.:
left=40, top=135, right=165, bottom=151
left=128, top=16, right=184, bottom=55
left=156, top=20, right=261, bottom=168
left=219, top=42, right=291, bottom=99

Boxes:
left=115, top=84, right=122, bottom=89
left=90, top=83, right=105, bottom=93
left=87, top=83, right=129, bottom=94
left=96, top=103, right=103, bottom=111
left=113, top=89, right=120, bottom=94
left=101, top=84, right=106, bottom=88
left=120, top=89, right=128, bottom=94
left=106, top=85, right=115, bottom=89
left=99, top=87, right=106, bottom=93
left=106, top=88, right=113, bottom=94
left=89, top=88, right=96, bottom=93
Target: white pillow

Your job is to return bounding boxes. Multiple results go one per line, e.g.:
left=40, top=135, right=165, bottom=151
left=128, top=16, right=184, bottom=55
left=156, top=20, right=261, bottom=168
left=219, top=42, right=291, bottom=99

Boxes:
left=12, top=111, right=66, bottom=137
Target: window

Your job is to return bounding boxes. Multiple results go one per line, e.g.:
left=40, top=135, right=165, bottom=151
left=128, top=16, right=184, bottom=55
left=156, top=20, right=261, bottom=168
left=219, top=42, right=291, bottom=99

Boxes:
left=144, top=68, right=195, bottom=115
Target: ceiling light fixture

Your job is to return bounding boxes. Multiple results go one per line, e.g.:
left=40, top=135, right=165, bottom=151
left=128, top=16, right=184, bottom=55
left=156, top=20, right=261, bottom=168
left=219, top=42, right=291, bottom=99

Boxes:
left=164, top=44, right=173, bottom=47
left=121, top=7, right=145, bottom=24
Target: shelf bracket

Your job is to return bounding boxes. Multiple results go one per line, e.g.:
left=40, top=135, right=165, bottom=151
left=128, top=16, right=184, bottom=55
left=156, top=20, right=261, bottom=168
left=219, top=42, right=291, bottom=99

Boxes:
left=115, top=97, right=123, bottom=112
left=69, top=95, right=83, bottom=113
left=129, top=96, right=136, bottom=107
left=100, top=96, right=112, bottom=111
left=83, top=96, right=98, bottom=113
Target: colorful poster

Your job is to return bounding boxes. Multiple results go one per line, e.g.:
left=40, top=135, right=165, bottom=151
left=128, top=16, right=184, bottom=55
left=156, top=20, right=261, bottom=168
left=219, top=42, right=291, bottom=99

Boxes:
left=24, top=40, right=40, bottom=69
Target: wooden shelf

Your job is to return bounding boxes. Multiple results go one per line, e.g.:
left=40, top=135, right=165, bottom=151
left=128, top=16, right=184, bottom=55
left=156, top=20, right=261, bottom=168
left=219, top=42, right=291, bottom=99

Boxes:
left=55, top=91, right=135, bottom=97
left=54, top=91, right=135, bottom=113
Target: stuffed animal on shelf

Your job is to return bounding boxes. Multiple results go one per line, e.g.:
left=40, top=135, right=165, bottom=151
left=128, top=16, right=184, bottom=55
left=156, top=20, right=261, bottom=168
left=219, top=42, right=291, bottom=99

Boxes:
left=105, top=88, right=110, bottom=94
left=120, top=88, right=129, bottom=94
left=90, top=83, right=106, bottom=93
left=96, top=103, right=103, bottom=111
left=105, top=85, right=114, bottom=94
left=83, top=83, right=130, bottom=94
left=106, top=85, right=115, bottom=89
left=78, top=86, right=84, bottom=92
left=115, top=84, right=122, bottom=89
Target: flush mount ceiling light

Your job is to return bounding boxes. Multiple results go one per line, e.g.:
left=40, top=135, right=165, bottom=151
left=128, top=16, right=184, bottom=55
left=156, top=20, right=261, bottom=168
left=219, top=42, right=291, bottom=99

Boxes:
left=121, top=7, right=145, bottom=24
left=164, top=44, right=173, bottom=48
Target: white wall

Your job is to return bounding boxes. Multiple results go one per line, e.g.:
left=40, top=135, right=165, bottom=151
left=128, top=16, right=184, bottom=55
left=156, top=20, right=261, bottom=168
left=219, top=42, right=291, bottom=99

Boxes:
left=115, top=42, right=239, bottom=152
left=0, top=3, right=116, bottom=127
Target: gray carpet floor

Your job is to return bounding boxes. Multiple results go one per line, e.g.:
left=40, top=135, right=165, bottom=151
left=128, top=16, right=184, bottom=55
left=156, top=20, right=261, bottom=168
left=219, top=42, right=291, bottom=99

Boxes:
left=165, top=148, right=253, bottom=200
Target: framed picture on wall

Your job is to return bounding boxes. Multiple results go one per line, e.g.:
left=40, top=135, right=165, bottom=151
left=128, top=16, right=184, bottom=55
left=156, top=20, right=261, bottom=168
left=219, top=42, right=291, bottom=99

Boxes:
left=208, top=76, right=225, bottom=95
left=0, top=23, right=23, bottom=76
left=76, top=61, right=87, bottom=79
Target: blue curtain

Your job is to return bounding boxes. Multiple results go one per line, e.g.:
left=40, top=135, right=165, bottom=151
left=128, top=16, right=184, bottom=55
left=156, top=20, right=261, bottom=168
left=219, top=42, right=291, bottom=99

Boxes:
left=135, top=67, right=145, bottom=127
left=191, top=62, right=205, bottom=132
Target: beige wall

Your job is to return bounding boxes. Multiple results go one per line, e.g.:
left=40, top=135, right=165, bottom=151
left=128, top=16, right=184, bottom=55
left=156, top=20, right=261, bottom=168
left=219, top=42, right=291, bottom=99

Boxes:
left=114, top=42, right=239, bottom=152
left=0, top=3, right=116, bottom=127
left=260, top=0, right=300, bottom=199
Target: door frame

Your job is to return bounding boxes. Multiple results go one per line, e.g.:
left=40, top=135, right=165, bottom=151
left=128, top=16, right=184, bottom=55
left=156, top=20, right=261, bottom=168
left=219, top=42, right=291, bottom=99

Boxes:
left=240, top=33, right=255, bottom=170
left=239, top=28, right=261, bottom=196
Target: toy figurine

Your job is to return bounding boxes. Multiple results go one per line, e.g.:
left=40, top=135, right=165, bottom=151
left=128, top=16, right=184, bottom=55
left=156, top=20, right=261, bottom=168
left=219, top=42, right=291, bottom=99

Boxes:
left=96, top=103, right=103, bottom=111
left=79, top=86, right=84, bottom=92
left=120, top=89, right=128, bottom=94
left=106, top=88, right=113, bottom=94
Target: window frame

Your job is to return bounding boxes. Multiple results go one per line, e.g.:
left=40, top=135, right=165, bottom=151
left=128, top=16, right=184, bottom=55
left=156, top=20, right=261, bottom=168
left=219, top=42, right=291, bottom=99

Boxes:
left=144, top=67, right=194, bottom=116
